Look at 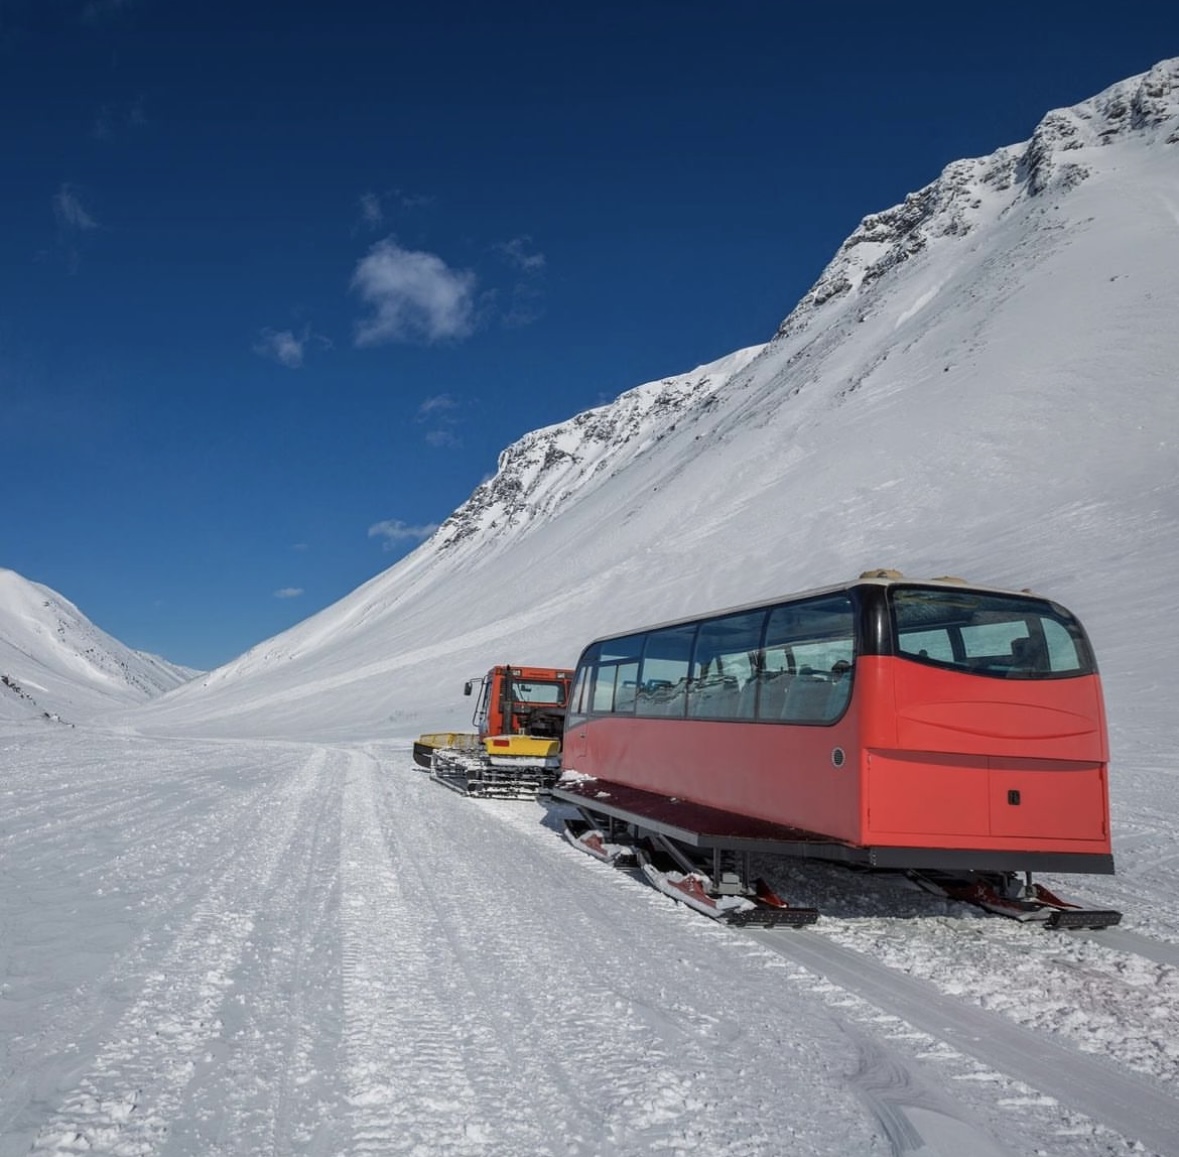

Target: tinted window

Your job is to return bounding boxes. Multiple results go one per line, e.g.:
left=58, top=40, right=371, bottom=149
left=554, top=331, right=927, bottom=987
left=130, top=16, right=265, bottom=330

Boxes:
left=636, top=624, right=696, bottom=717
left=687, top=611, right=766, bottom=719
left=891, top=587, right=1094, bottom=678
left=589, top=634, right=644, bottom=713
left=760, top=594, right=856, bottom=723
left=510, top=680, right=566, bottom=705
left=568, top=646, right=596, bottom=716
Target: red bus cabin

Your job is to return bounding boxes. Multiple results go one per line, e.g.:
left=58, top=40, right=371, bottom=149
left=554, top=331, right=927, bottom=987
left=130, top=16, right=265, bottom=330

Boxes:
left=551, top=575, right=1113, bottom=876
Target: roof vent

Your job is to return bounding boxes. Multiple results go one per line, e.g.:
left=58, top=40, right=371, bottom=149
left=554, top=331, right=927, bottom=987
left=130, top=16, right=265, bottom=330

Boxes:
left=931, top=575, right=968, bottom=584
left=859, top=568, right=904, bottom=580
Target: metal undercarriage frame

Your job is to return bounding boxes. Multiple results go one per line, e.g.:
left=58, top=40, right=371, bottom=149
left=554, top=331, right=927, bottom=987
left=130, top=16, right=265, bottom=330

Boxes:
left=549, top=781, right=1116, bottom=876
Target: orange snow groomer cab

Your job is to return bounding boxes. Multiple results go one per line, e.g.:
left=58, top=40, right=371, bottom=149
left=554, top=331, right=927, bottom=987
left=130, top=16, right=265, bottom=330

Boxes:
left=466, top=664, right=575, bottom=742
left=554, top=573, right=1113, bottom=876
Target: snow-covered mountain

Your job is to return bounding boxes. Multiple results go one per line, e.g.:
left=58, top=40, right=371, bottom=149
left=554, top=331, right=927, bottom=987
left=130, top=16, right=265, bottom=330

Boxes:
left=0, top=568, right=198, bottom=724
left=131, top=59, right=1179, bottom=745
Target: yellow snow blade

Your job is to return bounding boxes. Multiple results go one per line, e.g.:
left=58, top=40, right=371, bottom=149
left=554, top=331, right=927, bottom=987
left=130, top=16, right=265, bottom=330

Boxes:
left=482, top=735, right=561, bottom=759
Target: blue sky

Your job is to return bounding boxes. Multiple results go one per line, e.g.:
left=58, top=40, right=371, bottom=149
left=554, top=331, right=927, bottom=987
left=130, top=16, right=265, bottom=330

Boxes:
left=2, top=0, right=1175, bottom=670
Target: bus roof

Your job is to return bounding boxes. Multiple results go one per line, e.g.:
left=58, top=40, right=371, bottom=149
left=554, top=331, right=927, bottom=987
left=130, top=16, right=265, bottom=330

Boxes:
left=577, top=572, right=1056, bottom=650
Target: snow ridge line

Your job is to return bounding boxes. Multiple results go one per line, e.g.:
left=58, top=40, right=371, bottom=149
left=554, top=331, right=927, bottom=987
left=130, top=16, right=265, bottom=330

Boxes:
left=753, top=926, right=1179, bottom=1156
left=26, top=747, right=330, bottom=1157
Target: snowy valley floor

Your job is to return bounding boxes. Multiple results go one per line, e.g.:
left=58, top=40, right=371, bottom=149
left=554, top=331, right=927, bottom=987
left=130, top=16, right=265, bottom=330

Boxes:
left=1, top=726, right=1178, bottom=1157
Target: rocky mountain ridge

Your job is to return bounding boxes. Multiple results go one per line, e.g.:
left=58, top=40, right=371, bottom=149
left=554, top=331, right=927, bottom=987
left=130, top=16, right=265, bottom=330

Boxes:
left=413, top=62, right=1177, bottom=566
left=776, top=58, right=1179, bottom=343
left=82, top=57, right=1179, bottom=741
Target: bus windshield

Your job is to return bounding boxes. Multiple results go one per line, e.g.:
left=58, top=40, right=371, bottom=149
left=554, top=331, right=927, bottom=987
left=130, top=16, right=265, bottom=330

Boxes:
left=889, top=586, right=1095, bottom=679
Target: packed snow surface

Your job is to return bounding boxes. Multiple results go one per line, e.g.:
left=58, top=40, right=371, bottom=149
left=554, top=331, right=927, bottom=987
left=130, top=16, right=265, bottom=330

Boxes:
left=3, top=59, right=1179, bottom=1157
left=3, top=729, right=1178, bottom=1157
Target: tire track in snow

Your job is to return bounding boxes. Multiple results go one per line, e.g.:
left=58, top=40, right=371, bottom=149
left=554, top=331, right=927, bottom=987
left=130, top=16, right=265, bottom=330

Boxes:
left=25, top=746, right=330, bottom=1157
left=753, top=926, right=1179, bottom=1157
left=153, top=744, right=349, bottom=1157
left=362, top=753, right=886, bottom=1156
left=1, top=736, right=322, bottom=1153
left=338, top=750, right=545, bottom=1155
left=451, top=780, right=1171, bottom=1157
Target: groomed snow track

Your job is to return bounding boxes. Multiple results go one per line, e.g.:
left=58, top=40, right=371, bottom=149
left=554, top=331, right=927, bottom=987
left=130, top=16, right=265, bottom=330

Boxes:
left=4, top=732, right=1178, bottom=1157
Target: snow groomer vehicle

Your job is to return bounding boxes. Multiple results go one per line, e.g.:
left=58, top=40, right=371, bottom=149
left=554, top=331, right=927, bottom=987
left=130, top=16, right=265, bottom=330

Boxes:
left=553, top=571, right=1119, bottom=929
left=415, top=664, right=575, bottom=798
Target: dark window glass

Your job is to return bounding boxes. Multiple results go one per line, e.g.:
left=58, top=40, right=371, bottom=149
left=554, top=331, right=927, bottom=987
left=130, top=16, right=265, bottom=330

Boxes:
left=760, top=594, right=856, bottom=723
left=568, top=645, right=598, bottom=716
left=687, top=611, right=766, bottom=719
left=891, top=587, right=1094, bottom=678
left=589, top=634, right=645, bottom=713
left=635, top=624, right=697, bottom=717
left=510, top=680, right=566, bottom=705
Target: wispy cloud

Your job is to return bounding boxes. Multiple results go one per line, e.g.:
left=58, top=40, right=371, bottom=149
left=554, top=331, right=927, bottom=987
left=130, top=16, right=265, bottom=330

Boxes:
left=359, top=191, right=384, bottom=228
left=53, top=184, right=97, bottom=231
left=493, top=235, right=546, bottom=327
left=253, top=328, right=307, bottom=368
left=495, top=236, right=546, bottom=273
left=351, top=239, right=477, bottom=345
left=274, top=587, right=304, bottom=599
left=416, top=393, right=462, bottom=449
left=355, top=188, right=432, bottom=233
left=253, top=325, right=332, bottom=368
left=418, top=393, right=458, bottom=418
left=368, top=519, right=439, bottom=549
left=93, top=97, right=147, bottom=141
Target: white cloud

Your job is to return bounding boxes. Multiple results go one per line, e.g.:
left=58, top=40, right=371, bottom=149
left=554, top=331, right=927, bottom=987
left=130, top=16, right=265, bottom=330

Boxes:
left=53, top=184, right=97, bottom=231
left=495, top=236, right=546, bottom=273
left=416, top=394, right=462, bottom=448
left=359, top=191, right=384, bottom=228
left=417, top=393, right=458, bottom=418
left=253, top=326, right=331, bottom=369
left=368, top=519, right=439, bottom=549
left=351, top=239, right=477, bottom=345
left=274, top=587, right=304, bottom=599
left=254, top=328, right=307, bottom=368
left=492, top=236, right=546, bottom=327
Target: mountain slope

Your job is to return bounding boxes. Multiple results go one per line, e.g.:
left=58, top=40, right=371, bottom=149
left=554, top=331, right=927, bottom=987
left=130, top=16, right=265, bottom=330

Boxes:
left=0, top=568, right=197, bottom=724
left=131, top=59, right=1179, bottom=746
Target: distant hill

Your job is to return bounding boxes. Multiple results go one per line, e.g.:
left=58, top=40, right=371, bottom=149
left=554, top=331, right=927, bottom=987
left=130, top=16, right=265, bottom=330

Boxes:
left=0, top=568, right=199, bottom=725
left=132, top=59, right=1179, bottom=747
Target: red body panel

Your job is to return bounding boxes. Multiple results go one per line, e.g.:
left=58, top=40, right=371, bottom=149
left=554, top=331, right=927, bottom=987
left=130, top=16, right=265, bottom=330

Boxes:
left=563, top=654, right=1112, bottom=858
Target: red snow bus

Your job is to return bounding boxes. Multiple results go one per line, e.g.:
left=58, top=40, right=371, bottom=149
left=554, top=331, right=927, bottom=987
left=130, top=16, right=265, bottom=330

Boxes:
left=552, top=573, right=1116, bottom=926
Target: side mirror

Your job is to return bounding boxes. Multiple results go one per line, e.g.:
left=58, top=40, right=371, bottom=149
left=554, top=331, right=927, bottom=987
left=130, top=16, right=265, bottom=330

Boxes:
left=463, top=681, right=473, bottom=696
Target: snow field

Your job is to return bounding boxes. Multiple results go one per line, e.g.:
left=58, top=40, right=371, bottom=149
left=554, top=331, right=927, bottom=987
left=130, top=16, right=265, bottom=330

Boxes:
left=5, top=725, right=1179, bottom=1155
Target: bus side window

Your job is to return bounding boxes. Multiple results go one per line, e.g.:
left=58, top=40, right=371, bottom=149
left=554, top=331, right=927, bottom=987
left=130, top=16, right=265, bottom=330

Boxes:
left=687, top=611, right=766, bottom=719
left=591, top=635, right=644, bottom=713
left=762, top=594, right=856, bottom=723
left=636, top=624, right=697, bottom=717
left=590, top=665, right=617, bottom=713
